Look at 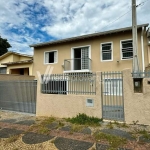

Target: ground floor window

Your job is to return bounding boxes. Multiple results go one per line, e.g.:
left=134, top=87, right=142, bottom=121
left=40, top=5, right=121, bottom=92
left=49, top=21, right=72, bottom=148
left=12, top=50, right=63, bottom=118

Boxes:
left=0, top=67, right=7, bottom=74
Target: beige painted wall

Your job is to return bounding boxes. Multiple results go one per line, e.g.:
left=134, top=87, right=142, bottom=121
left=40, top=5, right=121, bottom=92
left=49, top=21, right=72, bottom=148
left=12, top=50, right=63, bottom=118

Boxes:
left=123, top=69, right=150, bottom=125
left=36, top=69, right=150, bottom=125
left=19, top=56, right=32, bottom=61
left=33, top=28, right=149, bottom=77
left=0, top=55, right=13, bottom=67
left=0, top=74, right=35, bottom=81
left=13, top=54, right=20, bottom=62
left=36, top=72, right=102, bottom=118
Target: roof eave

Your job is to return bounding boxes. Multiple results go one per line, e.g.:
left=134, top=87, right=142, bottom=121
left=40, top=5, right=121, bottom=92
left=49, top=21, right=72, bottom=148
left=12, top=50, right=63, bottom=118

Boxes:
left=1, top=60, right=33, bottom=65
left=30, top=23, right=149, bottom=48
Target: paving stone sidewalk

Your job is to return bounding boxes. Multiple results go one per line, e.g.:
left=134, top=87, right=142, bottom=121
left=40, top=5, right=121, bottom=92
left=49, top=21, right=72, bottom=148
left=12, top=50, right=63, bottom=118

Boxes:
left=0, top=111, right=150, bottom=150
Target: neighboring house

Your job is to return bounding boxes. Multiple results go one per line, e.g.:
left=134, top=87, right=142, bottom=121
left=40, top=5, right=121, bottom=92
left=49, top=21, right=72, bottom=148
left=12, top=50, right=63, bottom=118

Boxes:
left=0, top=51, right=33, bottom=75
left=30, top=23, right=150, bottom=125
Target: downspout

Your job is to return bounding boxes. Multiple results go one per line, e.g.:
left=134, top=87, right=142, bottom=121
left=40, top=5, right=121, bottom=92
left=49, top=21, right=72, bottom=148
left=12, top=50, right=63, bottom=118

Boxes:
left=141, top=27, right=145, bottom=72
left=148, top=46, right=150, bottom=64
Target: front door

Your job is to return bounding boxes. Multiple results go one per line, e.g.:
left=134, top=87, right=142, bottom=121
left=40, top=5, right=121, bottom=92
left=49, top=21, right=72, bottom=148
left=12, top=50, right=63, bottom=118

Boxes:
left=101, top=71, right=124, bottom=121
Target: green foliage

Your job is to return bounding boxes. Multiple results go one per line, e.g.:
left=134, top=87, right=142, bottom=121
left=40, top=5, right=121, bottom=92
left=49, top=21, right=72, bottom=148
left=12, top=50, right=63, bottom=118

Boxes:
left=137, top=129, right=150, bottom=140
left=106, top=122, right=114, bottom=129
left=67, top=113, right=103, bottom=126
left=93, top=131, right=127, bottom=149
left=113, top=121, right=129, bottom=128
left=0, top=36, right=11, bottom=56
left=5, top=135, right=19, bottom=144
left=71, top=124, right=86, bottom=132
left=41, top=117, right=56, bottom=126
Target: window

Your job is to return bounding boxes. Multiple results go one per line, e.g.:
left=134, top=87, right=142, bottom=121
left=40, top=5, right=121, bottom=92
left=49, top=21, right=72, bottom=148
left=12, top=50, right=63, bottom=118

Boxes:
left=101, top=43, right=112, bottom=61
left=44, top=51, right=57, bottom=64
left=0, top=67, right=6, bottom=74
left=72, top=46, right=90, bottom=70
left=104, top=79, right=122, bottom=96
left=121, top=40, right=133, bottom=59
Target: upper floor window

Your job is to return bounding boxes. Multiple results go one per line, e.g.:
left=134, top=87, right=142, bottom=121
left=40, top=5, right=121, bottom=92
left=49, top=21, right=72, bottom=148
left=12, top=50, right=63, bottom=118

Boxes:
left=121, top=40, right=133, bottom=59
left=101, top=43, right=112, bottom=61
left=44, top=50, right=57, bottom=64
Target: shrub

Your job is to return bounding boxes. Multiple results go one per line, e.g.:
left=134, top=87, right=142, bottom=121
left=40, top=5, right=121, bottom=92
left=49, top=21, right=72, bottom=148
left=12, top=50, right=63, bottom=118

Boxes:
left=67, top=113, right=102, bottom=126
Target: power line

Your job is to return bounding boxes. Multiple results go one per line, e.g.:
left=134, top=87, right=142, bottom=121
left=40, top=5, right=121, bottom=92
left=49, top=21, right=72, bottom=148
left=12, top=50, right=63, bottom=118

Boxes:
left=99, top=8, right=132, bottom=31
left=99, top=0, right=149, bottom=31
left=136, top=0, right=150, bottom=7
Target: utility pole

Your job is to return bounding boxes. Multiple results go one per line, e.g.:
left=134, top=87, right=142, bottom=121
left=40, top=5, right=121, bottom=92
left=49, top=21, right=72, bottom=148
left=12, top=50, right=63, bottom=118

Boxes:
left=132, top=0, right=140, bottom=74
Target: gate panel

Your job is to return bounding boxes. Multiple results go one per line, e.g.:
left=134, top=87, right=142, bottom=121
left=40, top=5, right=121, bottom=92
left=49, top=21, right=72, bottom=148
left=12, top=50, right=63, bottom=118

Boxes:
left=0, top=80, right=37, bottom=114
left=101, top=72, right=124, bottom=121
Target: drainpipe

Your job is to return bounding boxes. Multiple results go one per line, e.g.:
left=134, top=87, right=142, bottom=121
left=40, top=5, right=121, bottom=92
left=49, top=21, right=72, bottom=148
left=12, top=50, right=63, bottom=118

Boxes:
left=148, top=46, right=150, bottom=64
left=141, top=27, right=145, bottom=72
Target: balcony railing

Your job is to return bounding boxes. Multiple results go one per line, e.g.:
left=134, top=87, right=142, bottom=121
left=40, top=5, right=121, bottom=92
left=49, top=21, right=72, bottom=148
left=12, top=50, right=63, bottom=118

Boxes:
left=64, top=58, right=92, bottom=72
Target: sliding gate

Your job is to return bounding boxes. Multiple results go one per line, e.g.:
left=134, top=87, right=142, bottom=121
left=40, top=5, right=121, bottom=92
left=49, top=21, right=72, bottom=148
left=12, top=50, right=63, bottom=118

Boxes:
left=101, top=72, right=124, bottom=121
left=0, top=80, right=37, bottom=114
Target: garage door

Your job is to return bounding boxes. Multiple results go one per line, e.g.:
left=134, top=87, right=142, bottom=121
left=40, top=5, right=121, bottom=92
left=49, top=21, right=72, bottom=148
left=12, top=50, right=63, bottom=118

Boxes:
left=0, top=80, right=37, bottom=114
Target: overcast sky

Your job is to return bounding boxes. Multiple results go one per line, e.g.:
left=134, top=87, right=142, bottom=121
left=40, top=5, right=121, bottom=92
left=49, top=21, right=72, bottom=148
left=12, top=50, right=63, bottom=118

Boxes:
left=0, top=0, right=149, bottom=55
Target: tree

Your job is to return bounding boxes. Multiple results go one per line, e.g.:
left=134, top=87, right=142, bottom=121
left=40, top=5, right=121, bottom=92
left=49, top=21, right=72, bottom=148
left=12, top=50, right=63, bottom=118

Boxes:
left=0, top=36, right=11, bottom=56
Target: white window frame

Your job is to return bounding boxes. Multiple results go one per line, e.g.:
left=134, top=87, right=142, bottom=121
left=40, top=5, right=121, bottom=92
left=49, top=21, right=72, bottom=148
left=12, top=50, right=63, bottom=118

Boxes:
left=70, top=45, right=91, bottom=71
left=100, top=42, right=113, bottom=62
left=44, top=50, right=58, bottom=64
left=120, top=39, right=133, bottom=60
left=103, top=78, right=122, bottom=96
left=71, top=45, right=91, bottom=59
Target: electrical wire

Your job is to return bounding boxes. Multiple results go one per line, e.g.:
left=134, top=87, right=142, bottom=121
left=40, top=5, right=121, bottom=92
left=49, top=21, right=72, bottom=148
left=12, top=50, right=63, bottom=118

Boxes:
left=136, top=0, right=150, bottom=7
left=99, top=0, right=149, bottom=32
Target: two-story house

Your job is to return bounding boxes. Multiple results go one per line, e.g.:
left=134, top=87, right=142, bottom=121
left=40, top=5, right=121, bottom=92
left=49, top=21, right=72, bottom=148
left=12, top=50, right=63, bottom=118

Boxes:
left=31, top=24, right=149, bottom=75
left=30, top=23, right=150, bottom=123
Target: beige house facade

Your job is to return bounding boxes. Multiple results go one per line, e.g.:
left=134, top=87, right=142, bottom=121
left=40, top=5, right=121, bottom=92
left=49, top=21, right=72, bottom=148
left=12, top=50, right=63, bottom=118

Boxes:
left=0, top=52, right=33, bottom=75
left=31, top=24, right=149, bottom=75
left=30, top=24, right=150, bottom=125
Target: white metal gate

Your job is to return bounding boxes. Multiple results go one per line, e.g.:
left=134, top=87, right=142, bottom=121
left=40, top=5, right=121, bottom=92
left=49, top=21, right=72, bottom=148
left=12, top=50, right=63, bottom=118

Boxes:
left=101, top=72, right=124, bottom=121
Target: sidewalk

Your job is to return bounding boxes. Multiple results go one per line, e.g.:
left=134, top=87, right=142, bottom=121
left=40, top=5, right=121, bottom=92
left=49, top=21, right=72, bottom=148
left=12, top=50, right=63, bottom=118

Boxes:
left=0, top=110, right=150, bottom=150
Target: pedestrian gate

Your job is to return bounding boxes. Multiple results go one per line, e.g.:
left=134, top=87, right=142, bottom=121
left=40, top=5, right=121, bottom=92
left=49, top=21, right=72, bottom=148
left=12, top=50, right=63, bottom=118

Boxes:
left=101, top=72, right=124, bottom=121
left=0, top=80, right=37, bottom=114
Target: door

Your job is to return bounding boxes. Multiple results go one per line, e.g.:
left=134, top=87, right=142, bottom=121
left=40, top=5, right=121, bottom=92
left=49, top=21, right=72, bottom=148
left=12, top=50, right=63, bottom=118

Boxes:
left=101, top=72, right=124, bottom=121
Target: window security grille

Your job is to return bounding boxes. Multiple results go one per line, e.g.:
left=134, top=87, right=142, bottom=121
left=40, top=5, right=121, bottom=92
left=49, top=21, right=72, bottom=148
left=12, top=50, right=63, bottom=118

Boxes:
left=0, top=67, right=7, bottom=74
left=81, top=47, right=89, bottom=69
left=121, top=40, right=133, bottom=59
left=101, top=43, right=112, bottom=61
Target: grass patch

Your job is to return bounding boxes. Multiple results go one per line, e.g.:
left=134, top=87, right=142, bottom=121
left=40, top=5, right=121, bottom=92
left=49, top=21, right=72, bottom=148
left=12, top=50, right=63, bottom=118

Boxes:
left=113, top=121, right=129, bottom=128
left=5, top=135, right=20, bottom=144
left=58, top=121, right=64, bottom=127
left=71, top=124, right=86, bottom=132
left=93, top=131, right=127, bottom=149
left=67, top=113, right=102, bottom=126
left=38, top=126, right=49, bottom=135
left=41, top=117, right=56, bottom=126
left=106, top=122, right=114, bottom=129
left=137, top=129, right=150, bottom=140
